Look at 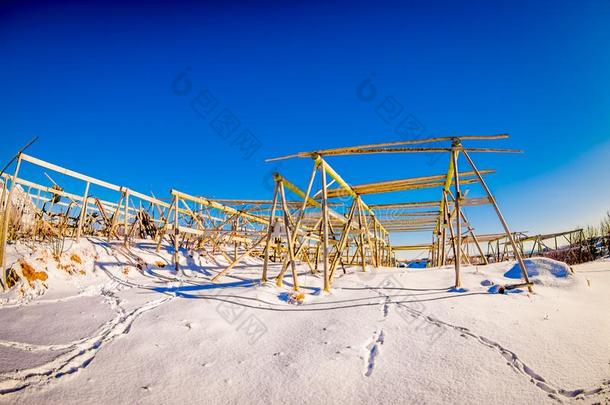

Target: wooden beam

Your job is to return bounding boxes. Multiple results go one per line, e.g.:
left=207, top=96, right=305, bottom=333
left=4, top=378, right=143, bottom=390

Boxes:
left=265, top=134, right=510, bottom=161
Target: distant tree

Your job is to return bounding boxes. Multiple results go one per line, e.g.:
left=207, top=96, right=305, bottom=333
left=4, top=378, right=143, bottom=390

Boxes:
left=584, top=225, right=598, bottom=239
left=582, top=225, right=598, bottom=261
left=602, top=211, right=610, bottom=253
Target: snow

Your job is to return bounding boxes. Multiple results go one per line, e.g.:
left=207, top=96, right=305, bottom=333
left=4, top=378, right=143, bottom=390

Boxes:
left=0, top=238, right=609, bottom=404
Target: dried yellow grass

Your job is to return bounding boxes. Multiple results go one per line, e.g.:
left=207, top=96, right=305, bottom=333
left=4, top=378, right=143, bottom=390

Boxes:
left=18, top=260, right=48, bottom=286
left=70, top=253, right=83, bottom=264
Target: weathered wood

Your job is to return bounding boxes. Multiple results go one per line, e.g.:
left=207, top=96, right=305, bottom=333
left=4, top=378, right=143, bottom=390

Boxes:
left=461, top=147, right=533, bottom=292
left=328, top=200, right=357, bottom=281
left=320, top=163, right=330, bottom=292
left=0, top=154, right=22, bottom=289
left=275, top=182, right=301, bottom=290
left=452, top=147, right=462, bottom=287
left=261, top=182, right=279, bottom=283
left=75, top=181, right=90, bottom=241
left=211, top=234, right=267, bottom=282
left=265, top=134, right=510, bottom=161
left=267, top=146, right=521, bottom=161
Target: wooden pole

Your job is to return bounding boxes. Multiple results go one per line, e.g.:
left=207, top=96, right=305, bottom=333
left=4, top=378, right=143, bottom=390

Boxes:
left=460, top=209, right=487, bottom=265
left=321, top=162, right=330, bottom=292
left=173, top=196, right=179, bottom=271
left=361, top=208, right=377, bottom=267
left=0, top=154, right=22, bottom=289
left=442, top=190, right=458, bottom=267
left=123, top=189, right=130, bottom=246
left=277, top=182, right=300, bottom=291
left=356, top=198, right=367, bottom=272
left=440, top=223, right=446, bottom=266
left=328, top=200, right=357, bottom=282
left=76, top=181, right=90, bottom=241
left=211, top=234, right=267, bottom=282
left=452, top=146, right=462, bottom=287
left=233, top=218, right=239, bottom=260
left=461, top=148, right=533, bottom=292
left=261, top=181, right=279, bottom=282
left=273, top=164, right=318, bottom=285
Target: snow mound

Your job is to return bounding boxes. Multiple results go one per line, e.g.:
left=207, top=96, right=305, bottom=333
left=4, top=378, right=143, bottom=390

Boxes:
left=503, top=257, right=574, bottom=288
left=1, top=239, right=105, bottom=305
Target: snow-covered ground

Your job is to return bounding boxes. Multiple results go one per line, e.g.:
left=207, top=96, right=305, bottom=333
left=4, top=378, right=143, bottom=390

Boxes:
left=0, top=238, right=609, bottom=404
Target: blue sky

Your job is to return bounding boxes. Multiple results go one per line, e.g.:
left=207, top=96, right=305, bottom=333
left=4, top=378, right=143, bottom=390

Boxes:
left=1, top=0, right=609, bottom=248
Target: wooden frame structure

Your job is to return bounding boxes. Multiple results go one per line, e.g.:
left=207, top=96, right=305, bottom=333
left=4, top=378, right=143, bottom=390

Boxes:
left=257, top=158, right=393, bottom=292
left=0, top=153, right=275, bottom=289
left=516, top=229, right=587, bottom=264
left=0, top=135, right=546, bottom=294
left=266, top=134, right=533, bottom=292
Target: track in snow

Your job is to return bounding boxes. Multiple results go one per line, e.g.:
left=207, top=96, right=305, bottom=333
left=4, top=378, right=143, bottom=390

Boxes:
left=0, top=292, right=171, bottom=395
left=370, top=286, right=610, bottom=402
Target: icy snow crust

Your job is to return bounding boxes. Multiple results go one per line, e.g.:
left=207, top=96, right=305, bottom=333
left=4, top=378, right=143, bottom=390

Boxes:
left=0, top=238, right=608, bottom=404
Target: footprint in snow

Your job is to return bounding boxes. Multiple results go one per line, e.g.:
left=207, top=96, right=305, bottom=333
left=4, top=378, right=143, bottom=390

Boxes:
left=363, top=328, right=385, bottom=377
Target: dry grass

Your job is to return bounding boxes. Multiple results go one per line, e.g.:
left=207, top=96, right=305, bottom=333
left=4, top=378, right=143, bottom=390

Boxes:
left=18, top=260, right=48, bottom=286
left=70, top=253, right=83, bottom=264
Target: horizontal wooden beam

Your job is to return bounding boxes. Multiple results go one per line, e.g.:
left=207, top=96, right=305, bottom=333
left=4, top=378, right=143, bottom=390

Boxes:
left=327, top=178, right=481, bottom=198
left=392, top=244, right=433, bottom=251
left=370, top=201, right=441, bottom=209
left=266, top=134, right=510, bottom=161
left=21, top=154, right=122, bottom=192
left=515, top=228, right=583, bottom=243
left=171, top=189, right=269, bottom=225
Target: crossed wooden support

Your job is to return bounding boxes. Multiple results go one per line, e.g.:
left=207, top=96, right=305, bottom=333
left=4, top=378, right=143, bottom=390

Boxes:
left=264, top=134, right=534, bottom=292
left=259, top=156, right=394, bottom=292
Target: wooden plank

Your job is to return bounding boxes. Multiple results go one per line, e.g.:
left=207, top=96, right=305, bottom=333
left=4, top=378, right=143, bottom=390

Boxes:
left=392, top=244, right=433, bottom=251
left=265, top=134, right=509, bottom=161
left=21, top=154, right=122, bottom=192
left=171, top=189, right=268, bottom=225
left=327, top=178, right=481, bottom=197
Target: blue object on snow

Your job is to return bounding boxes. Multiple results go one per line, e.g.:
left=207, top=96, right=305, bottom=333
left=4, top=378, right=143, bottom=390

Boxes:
left=503, top=258, right=569, bottom=279
left=406, top=260, right=428, bottom=269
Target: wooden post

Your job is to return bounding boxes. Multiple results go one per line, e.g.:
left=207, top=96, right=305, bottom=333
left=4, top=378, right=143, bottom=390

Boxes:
left=233, top=218, right=238, bottom=260
left=0, top=154, right=22, bottom=290
left=0, top=179, right=7, bottom=212
left=430, top=233, right=436, bottom=267
left=356, top=198, right=367, bottom=272
left=452, top=145, right=462, bottom=287
left=277, top=182, right=300, bottom=291
left=372, top=219, right=378, bottom=266
left=320, top=162, right=330, bottom=292
left=314, top=243, right=320, bottom=272
left=439, top=195, right=447, bottom=266
left=109, top=193, right=124, bottom=242
left=371, top=219, right=383, bottom=267
left=361, top=209, right=377, bottom=267
left=121, top=189, right=130, bottom=248
left=76, top=181, right=90, bottom=241
left=173, top=196, right=179, bottom=271
left=273, top=165, right=317, bottom=285
left=442, top=190, right=458, bottom=267
left=123, top=189, right=129, bottom=236
left=261, top=181, right=279, bottom=282
left=328, top=200, right=357, bottom=282
left=460, top=209, right=488, bottom=265
left=461, top=148, right=533, bottom=292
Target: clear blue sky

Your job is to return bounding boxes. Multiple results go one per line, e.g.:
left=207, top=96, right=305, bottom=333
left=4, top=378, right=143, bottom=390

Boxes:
left=2, top=0, right=609, bottom=248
